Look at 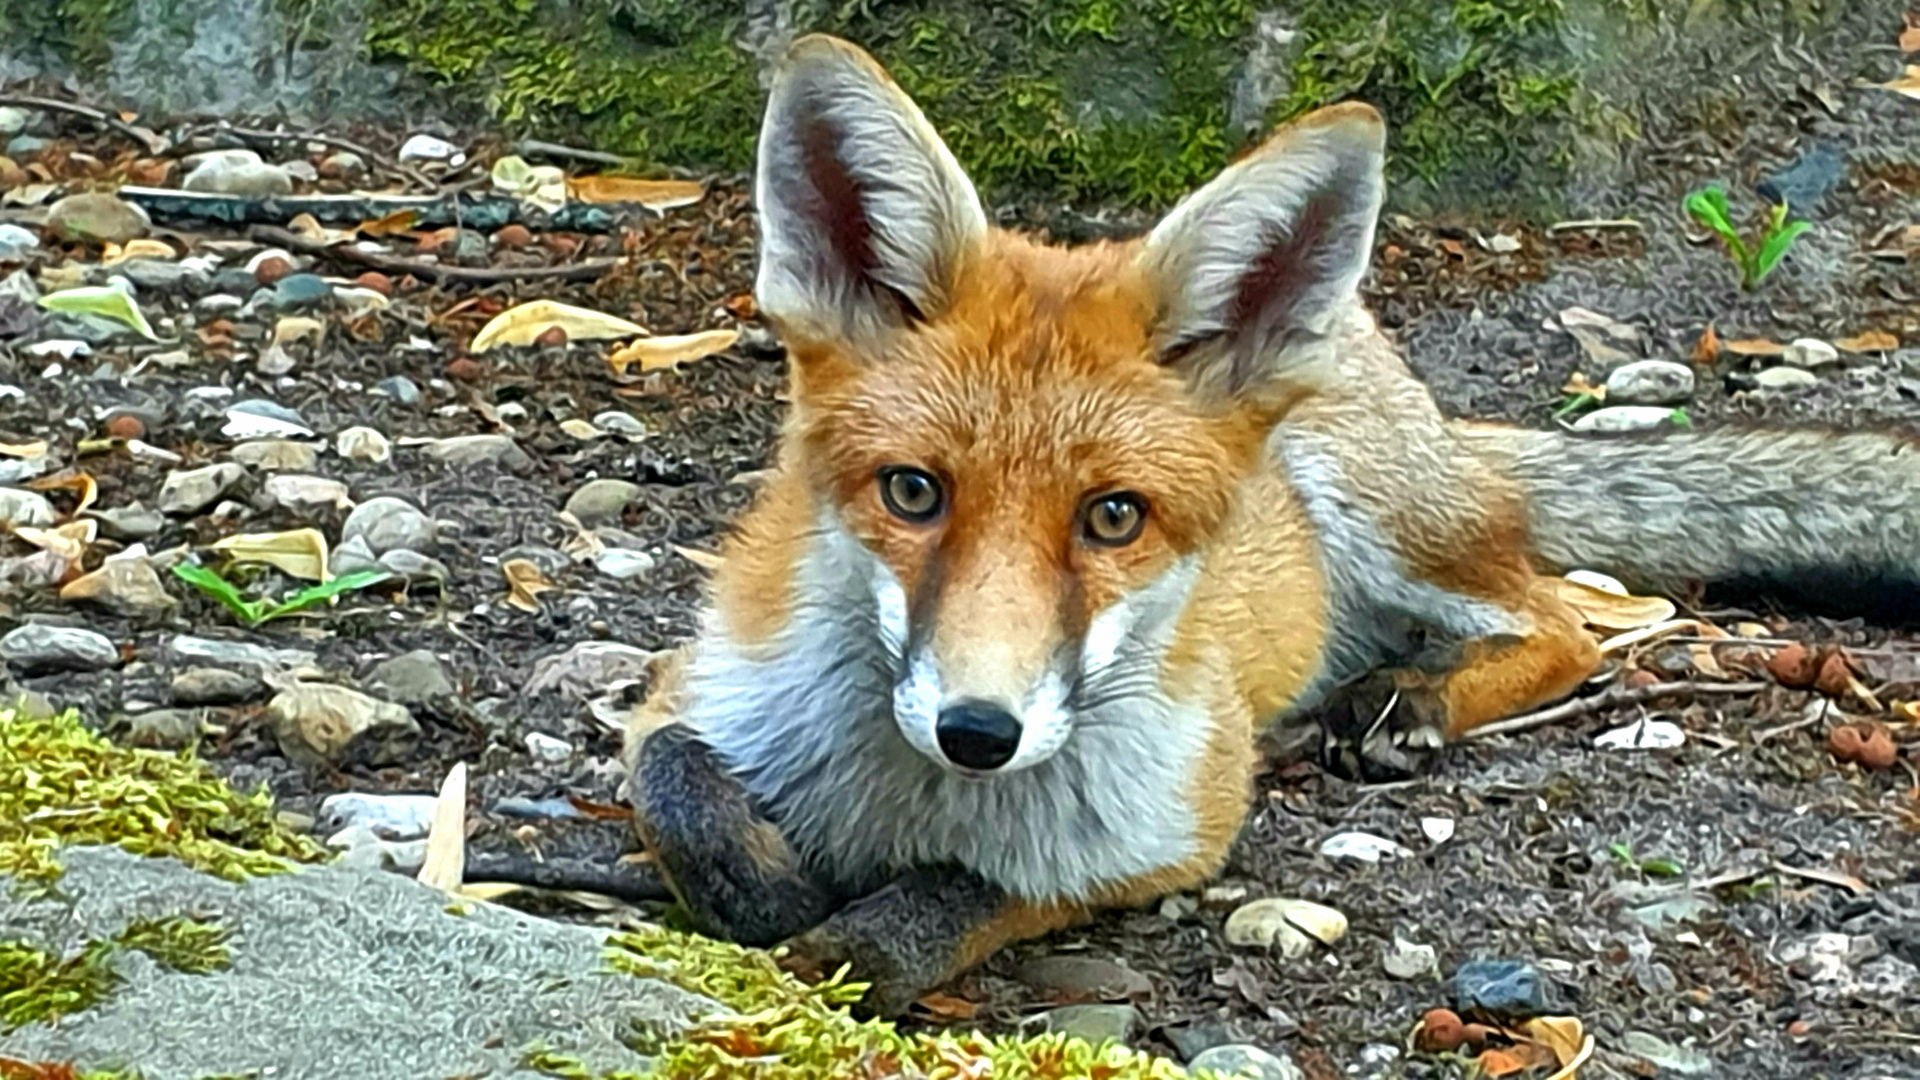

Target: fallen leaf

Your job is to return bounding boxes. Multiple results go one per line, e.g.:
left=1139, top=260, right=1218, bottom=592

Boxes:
left=210, top=528, right=330, bottom=582
left=502, top=558, right=558, bottom=612
left=559, top=418, right=604, bottom=440
left=417, top=761, right=467, bottom=893
left=1556, top=574, right=1677, bottom=630
left=672, top=544, right=725, bottom=572
left=37, top=283, right=156, bottom=340
left=911, top=991, right=980, bottom=1021
left=101, top=238, right=175, bottom=265
left=607, top=329, right=739, bottom=376
left=1477, top=1048, right=1527, bottom=1077
left=1689, top=323, right=1720, bottom=364
left=0, top=440, right=47, bottom=458
left=469, top=300, right=647, bottom=354
left=26, top=470, right=97, bottom=515
left=1523, top=1017, right=1587, bottom=1067
left=1884, top=64, right=1920, bottom=100
left=1595, top=619, right=1703, bottom=654
left=272, top=316, right=327, bottom=348
left=1835, top=330, right=1899, bottom=353
left=13, top=520, right=96, bottom=562
left=287, top=213, right=353, bottom=246
left=568, top=175, right=705, bottom=210
left=1891, top=700, right=1919, bottom=723
left=563, top=794, right=633, bottom=821
left=1560, top=372, right=1606, bottom=399
left=357, top=208, right=420, bottom=238
left=1723, top=337, right=1785, bottom=357
left=1771, top=860, right=1870, bottom=895
left=1903, top=20, right=1920, bottom=54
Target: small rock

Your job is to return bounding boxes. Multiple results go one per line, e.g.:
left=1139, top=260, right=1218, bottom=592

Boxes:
left=526, top=641, right=659, bottom=699
left=399, top=133, right=461, bottom=163
left=120, top=708, right=203, bottom=749
left=1757, top=142, right=1844, bottom=218
left=565, top=478, right=641, bottom=528
left=318, top=150, right=366, bottom=179
left=1383, top=936, right=1439, bottom=979
left=272, top=273, right=334, bottom=310
left=0, top=487, right=56, bottom=528
left=0, top=223, right=40, bottom=261
left=353, top=271, right=392, bottom=297
left=104, top=414, right=145, bottom=440
left=594, top=548, right=654, bottom=580
left=375, top=375, right=422, bottom=405
left=445, top=358, right=485, bottom=383
left=336, top=426, right=392, bottom=462
left=524, top=731, right=572, bottom=763
left=158, top=462, right=247, bottom=515
left=320, top=791, right=439, bottom=840
left=421, top=434, right=532, bottom=470
left=1604, top=360, right=1694, bottom=406
left=1224, top=897, right=1348, bottom=956
left=378, top=549, right=450, bottom=588
left=329, top=535, right=380, bottom=577
left=45, top=193, right=151, bottom=245
left=331, top=826, right=428, bottom=872
left=341, top=496, right=436, bottom=555
left=263, top=473, right=351, bottom=512
left=268, top=682, right=421, bottom=768
left=0, top=624, right=119, bottom=674
left=255, top=344, right=296, bottom=376
left=366, top=649, right=457, bottom=709
left=533, top=325, right=569, bottom=349
left=592, top=411, right=648, bottom=437
left=253, top=256, right=293, bottom=285
left=493, top=796, right=585, bottom=821
left=89, top=502, right=164, bottom=541
left=1016, top=956, right=1152, bottom=1002
left=1187, top=1045, right=1304, bottom=1080
left=182, top=150, right=295, bottom=197
left=231, top=439, right=318, bottom=472
left=1753, top=365, right=1820, bottom=391
left=223, top=398, right=313, bottom=439
left=0, top=107, right=28, bottom=136
left=1594, top=717, right=1686, bottom=749
left=119, top=258, right=202, bottom=293
left=1028, top=1003, right=1135, bottom=1045
left=59, top=557, right=175, bottom=614
left=1782, top=338, right=1840, bottom=369
left=1319, top=831, right=1411, bottom=862
left=493, top=224, right=532, bottom=249
left=1571, top=405, right=1681, bottom=434
left=1421, top=816, right=1455, bottom=844
left=1621, top=1031, right=1715, bottom=1075
left=1452, top=959, right=1547, bottom=1020
left=5, top=134, right=47, bottom=157
left=167, top=634, right=315, bottom=672
left=171, top=666, right=264, bottom=705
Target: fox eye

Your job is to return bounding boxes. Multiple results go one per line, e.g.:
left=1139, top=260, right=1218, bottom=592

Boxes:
left=1082, top=492, right=1148, bottom=547
left=879, top=467, right=944, bottom=523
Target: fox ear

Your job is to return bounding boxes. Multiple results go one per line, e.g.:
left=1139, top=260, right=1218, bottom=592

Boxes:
left=1136, top=103, right=1386, bottom=396
left=754, top=35, right=988, bottom=349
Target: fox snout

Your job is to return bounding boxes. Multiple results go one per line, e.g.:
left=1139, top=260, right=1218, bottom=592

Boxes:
left=933, top=699, right=1023, bottom=771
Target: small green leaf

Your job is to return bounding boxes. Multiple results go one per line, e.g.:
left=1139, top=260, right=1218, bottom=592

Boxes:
left=1608, top=842, right=1634, bottom=864
left=1551, top=391, right=1599, bottom=419
left=170, top=562, right=266, bottom=625
left=256, top=570, right=391, bottom=622
left=1683, top=187, right=1734, bottom=235
left=36, top=283, right=159, bottom=340
left=1667, top=408, right=1693, bottom=428
left=1752, top=219, right=1811, bottom=286
left=1640, top=858, right=1685, bottom=879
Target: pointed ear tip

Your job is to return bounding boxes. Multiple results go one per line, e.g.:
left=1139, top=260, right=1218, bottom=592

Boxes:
left=782, top=33, right=878, bottom=74
left=1299, top=101, right=1387, bottom=146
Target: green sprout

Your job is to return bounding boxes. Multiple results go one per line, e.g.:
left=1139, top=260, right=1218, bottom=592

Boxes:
left=170, top=562, right=390, bottom=627
left=1683, top=185, right=1811, bottom=291
left=1608, top=842, right=1684, bottom=880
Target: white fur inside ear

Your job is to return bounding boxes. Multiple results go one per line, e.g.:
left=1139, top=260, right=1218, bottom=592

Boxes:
left=1138, top=107, right=1386, bottom=391
left=754, top=37, right=988, bottom=346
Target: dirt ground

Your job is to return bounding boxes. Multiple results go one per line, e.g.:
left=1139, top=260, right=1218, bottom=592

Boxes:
left=3, top=29, right=1919, bottom=1080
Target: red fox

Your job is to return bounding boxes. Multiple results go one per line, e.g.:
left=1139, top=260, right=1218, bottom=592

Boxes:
left=624, top=34, right=1920, bottom=1015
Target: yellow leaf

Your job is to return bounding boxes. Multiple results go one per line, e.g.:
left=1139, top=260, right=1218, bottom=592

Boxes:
left=1689, top=323, right=1720, bottom=364
left=502, top=558, right=558, bottom=612
left=1555, top=575, right=1677, bottom=630
left=1560, top=372, right=1605, bottom=399
left=607, top=329, right=739, bottom=376
left=1723, top=337, right=1785, bottom=357
left=567, top=175, right=705, bottom=210
left=101, top=238, right=175, bottom=265
left=287, top=213, right=354, bottom=246
left=672, top=544, right=725, bottom=572
left=210, top=528, right=330, bottom=582
left=1885, top=64, right=1920, bottom=99
left=1477, top=1049, right=1527, bottom=1077
left=1902, top=23, right=1920, bottom=54
left=1522, top=1017, right=1586, bottom=1067
left=559, top=418, right=604, bottom=440
left=356, top=208, right=420, bottom=238
left=14, top=520, right=96, bottom=562
left=469, top=300, right=648, bottom=354
left=1835, top=330, right=1899, bottom=353
left=0, top=440, right=47, bottom=458
left=416, top=761, right=467, bottom=894
left=28, top=470, right=97, bottom=515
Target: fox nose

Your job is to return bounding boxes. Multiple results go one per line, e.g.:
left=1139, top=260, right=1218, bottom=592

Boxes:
left=935, top=700, right=1022, bottom=771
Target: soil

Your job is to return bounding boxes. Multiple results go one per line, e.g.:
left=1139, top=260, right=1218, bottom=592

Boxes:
left=3, top=27, right=1919, bottom=1080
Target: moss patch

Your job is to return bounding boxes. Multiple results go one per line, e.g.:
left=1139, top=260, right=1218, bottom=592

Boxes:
left=0, top=707, right=330, bottom=885
left=1, top=916, right=230, bottom=1033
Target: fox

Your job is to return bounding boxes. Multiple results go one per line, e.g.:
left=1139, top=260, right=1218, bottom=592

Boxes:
left=622, top=33, right=1920, bottom=1016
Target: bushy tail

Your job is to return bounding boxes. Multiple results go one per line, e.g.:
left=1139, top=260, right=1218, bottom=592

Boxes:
left=1456, top=424, right=1920, bottom=623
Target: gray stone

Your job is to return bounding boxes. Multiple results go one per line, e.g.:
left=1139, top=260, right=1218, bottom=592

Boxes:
left=166, top=634, right=315, bottom=672
left=366, top=649, right=457, bottom=709
left=1029, top=1003, right=1136, bottom=1045
left=118, top=258, right=205, bottom=293
left=224, top=398, right=312, bottom=438
left=1188, top=1044, right=1305, bottom=1080
left=158, top=462, right=247, bottom=515
left=376, top=375, right=422, bottom=405
left=320, top=792, right=439, bottom=840
left=262, top=473, right=349, bottom=512
left=1754, top=365, right=1820, bottom=391
left=0, top=106, right=29, bottom=136
left=1782, top=337, right=1840, bottom=369
left=4, top=134, right=47, bottom=157
left=1015, top=956, right=1152, bottom=1001
left=329, top=534, right=381, bottom=577
left=0, top=487, right=55, bottom=528
left=181, top=150, right=295, bottom=197
left=1621, top=1031, right=1715, bottom=1075
left=320, top=150, right=367, bottom=177
left=1571, top=405, right=1681, bottom=434
left=170, top=666, right=264, bottom=706
left=0, top=624, right=119, bottom=674
left=0, top=223, right=40, bottom=261
left=1604, top=359, right=1694, bottom=406
left=88, top=502, right=166, bottom=542
left=420, top=434, right=533, bottom=470
left=564, top=478, right=641, bottom=528
left=271, top=273, right=334, bottom=310
left=268, top=682, right=420, bottom=768
left=342, top=496, right=436, bottom=555
left=377, top=549, right=451, bottom=588
left=336, top=426, right=391, bottom=462
left=230, top=439, right=318, bottom=471
left=594, top=548, right=654, bottom=580
left=591, top=410, right=648, bottom=437
left=119, top=708, right=204, bottom=749
left=44, top=193, right=151, bottom=245
left=0, top=846, right=711, bottom=1080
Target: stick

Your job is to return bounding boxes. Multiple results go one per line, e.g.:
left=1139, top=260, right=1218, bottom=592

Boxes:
left=0, top=94, right=168, bottom=154
left=1463, top=680, right=1770, bottom=741
left=516, top=138, right=630, bottom=168
left=463, top=850, right=674, bottom=904
left=181, top=122, right=437, bottom=192
left=249, top=225, right=620, bottom=285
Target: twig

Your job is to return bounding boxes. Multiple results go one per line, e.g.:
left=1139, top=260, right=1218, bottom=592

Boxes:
left=249, top=225, right=620, bottom=285
left=463, top=850, right=672, bottom=904
left=516, top=138, right=629, bottom=168
left=0, top=93, right=168, bottom=154
left=183, top=123, right=437, bottom=192
left=1771, top=860, right=1870, bottom=896
left=1464, top=680, right=1770, bottom=741
left=1547, top=218, right=1644, bottom=234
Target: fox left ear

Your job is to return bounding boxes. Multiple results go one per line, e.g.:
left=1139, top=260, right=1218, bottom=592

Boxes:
left=1136, top=103, right=1386, bottom=396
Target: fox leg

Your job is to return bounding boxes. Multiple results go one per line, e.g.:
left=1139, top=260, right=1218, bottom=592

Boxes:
left=1429, top=584, right=1601, bottom=738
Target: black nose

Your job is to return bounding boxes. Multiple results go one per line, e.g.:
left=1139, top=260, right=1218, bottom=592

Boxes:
left=935, top=700, right=1022, bottom=771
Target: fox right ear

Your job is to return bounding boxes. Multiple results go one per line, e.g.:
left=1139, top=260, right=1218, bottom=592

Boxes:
left=754, top=35, right=988, bottom=350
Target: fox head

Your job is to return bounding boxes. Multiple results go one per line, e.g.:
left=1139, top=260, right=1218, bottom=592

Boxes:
left=748, top=35, right=1385, bottom=777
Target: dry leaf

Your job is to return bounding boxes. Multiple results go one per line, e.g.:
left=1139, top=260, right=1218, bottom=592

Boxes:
left=911, top=991, right=980, bottom=1021
left=470, top=300, right=648, bottom=354
left=559, top=418, right=604, bottom=440
left=567, top=175, right=705, bottom=210
left=13, top=520, right=96, bottom=562
left=357, top=208, right=420, bottom=238
left=27, top=471, right=97, bottom=516
left=1522, top=1017, right=1587, bottom=1067
left=1903, top=20, right=1920, bottom=54
left=1556, top=573, right=1677, bottom=630
left=1477, top=1049, right=1528, bottom=1077
left=1595, top=618, right=1700, bottom=654
left=1690, top=323, right=1720, bottom=364
left=607, top=329, right=739, bottom=376
left=1891, top=700, right=1919, bottom=724
left=1884, top=64, right=1920, bottom=100
left=417, top=761, right=467, bottom=893
left=1835, top=330, right=1899, bottom=353
left=1560, top=372, right=1606, bottom=399
left=502, top=558, right=558, bottom=612
left=0, top=440, right=47, bottom=458
left=101, top=238, right=175, bottom=265
left=672, top=544, right=725, bottom=572
left=1723, top=337, right=1786, bottom=357
left=287, top=213, right=353, bottom=246
left=210, top=528, right=330, bottom=582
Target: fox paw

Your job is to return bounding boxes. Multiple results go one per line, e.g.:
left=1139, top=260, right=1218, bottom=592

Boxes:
left=780, top=922, right=924, bottom=1019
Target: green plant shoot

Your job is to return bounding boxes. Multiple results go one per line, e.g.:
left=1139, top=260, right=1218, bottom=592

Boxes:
left=172, top=562, right=390, bottom=626
left=1684, top=185, right=1810, bottom=291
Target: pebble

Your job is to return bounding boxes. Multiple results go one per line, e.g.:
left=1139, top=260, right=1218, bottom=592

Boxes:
left=336, top=426, right=392, bottom=463
left=319, top=791, right=439, bottom=840
left=118, top=258, right=203, bottom=293
left=1571, top=405, right=1681, bottom=434
left=1753, top=365, right=1819, bottom=391
left=45, top=192, right=151, bottom=245
left=0, top=106, right=28, bottom=135
left=329, top=535, right=380, bottom=577
left=58, top=557, right=175, bottom=614
left=342, top=496, right=436, bottom=555
left=1782, top=338, right=1840, bottom=369
left=5, top=134, right=48, bottom=157
left=379, top=549, right=451, bottom=588
left=1604, top=359, right=1694, bottom=406
left=1621, top=1031, right=1715, bottom=1075
left=421, top=433, right=533, bottom=470
left=1383, top=936, right=1439, bottom=979
left=1452, top=959, right=1547, bottom=1020
left=1757, top=142, right=1844, bottom=216
left=399, top=133, right=462, bottom=163
left=493, top=796, right=584, bottom=821
left=564, top=478, right=641, bottom=528
left=0, top=487, right=56, bottom=528
left=252, top=257, right=293, bottom=285
left=231, top=439, right=319, bottom=471
left=366, top=649, right=456, bottom=708
left=493, top=224, right=532, bottom=249
left=1015, top=956, right=1152, bottom=1002
left=1318, top=831, right=1411, bottom=862
left=223, top=398, right=313, bottom=439
left=158, top=462, right=247, bottom=515
left=330, top=826, right=428, bottom=872
left=376, top=375, right=422, bottom=405
left=594, top=549, right=654, bottom=580
left=171, top=666, right=265, bottom=705
left=591, top=411, right=648, bottom=437
left=271, top=273, right=334, bottom=310
left=524, top=731, right=572, bottom=763
left=89, top=502, right=165, bottom=541
left=255, top=344, right=296, bottom=376
left=318, top=150, right=366, bottom=179
left=1594, top=716, right=1686, bottom=749
left=0, top=223, right=39, bottom=261
left=1027, top=1003, right=1135, bottom=1045
left=182, top=150, right=295, bottom=197
left=353, top=271, right=393, bottom=297
left=0, top=624, right=119, bottom=674
left=167, top=634, right=315, bottom=672
left=1187, top=1045, right=1304, bottom=1080
left=268, top=682, right=421, bottom=768
left=105, top=414, right=146, bottom=440
left=119, top=708, right=204, bottom=749
left=1224, top=897, right=1348, bottom=957
left=262, top=474, right=350, bottom=512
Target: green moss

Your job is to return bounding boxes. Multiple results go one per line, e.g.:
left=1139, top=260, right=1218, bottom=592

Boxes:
left=113, top=915, right=232, bottom=975
left=0, top=0, right=133, bottom=70
left=1, top=917, right=230, bottom=1034
left=0, top=707, right=330, bottom=886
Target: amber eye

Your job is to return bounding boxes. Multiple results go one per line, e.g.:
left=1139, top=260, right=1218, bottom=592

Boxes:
left=1082, top=492, right=1148, bottom=547
left=879, top=467, right=943, bottom=523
